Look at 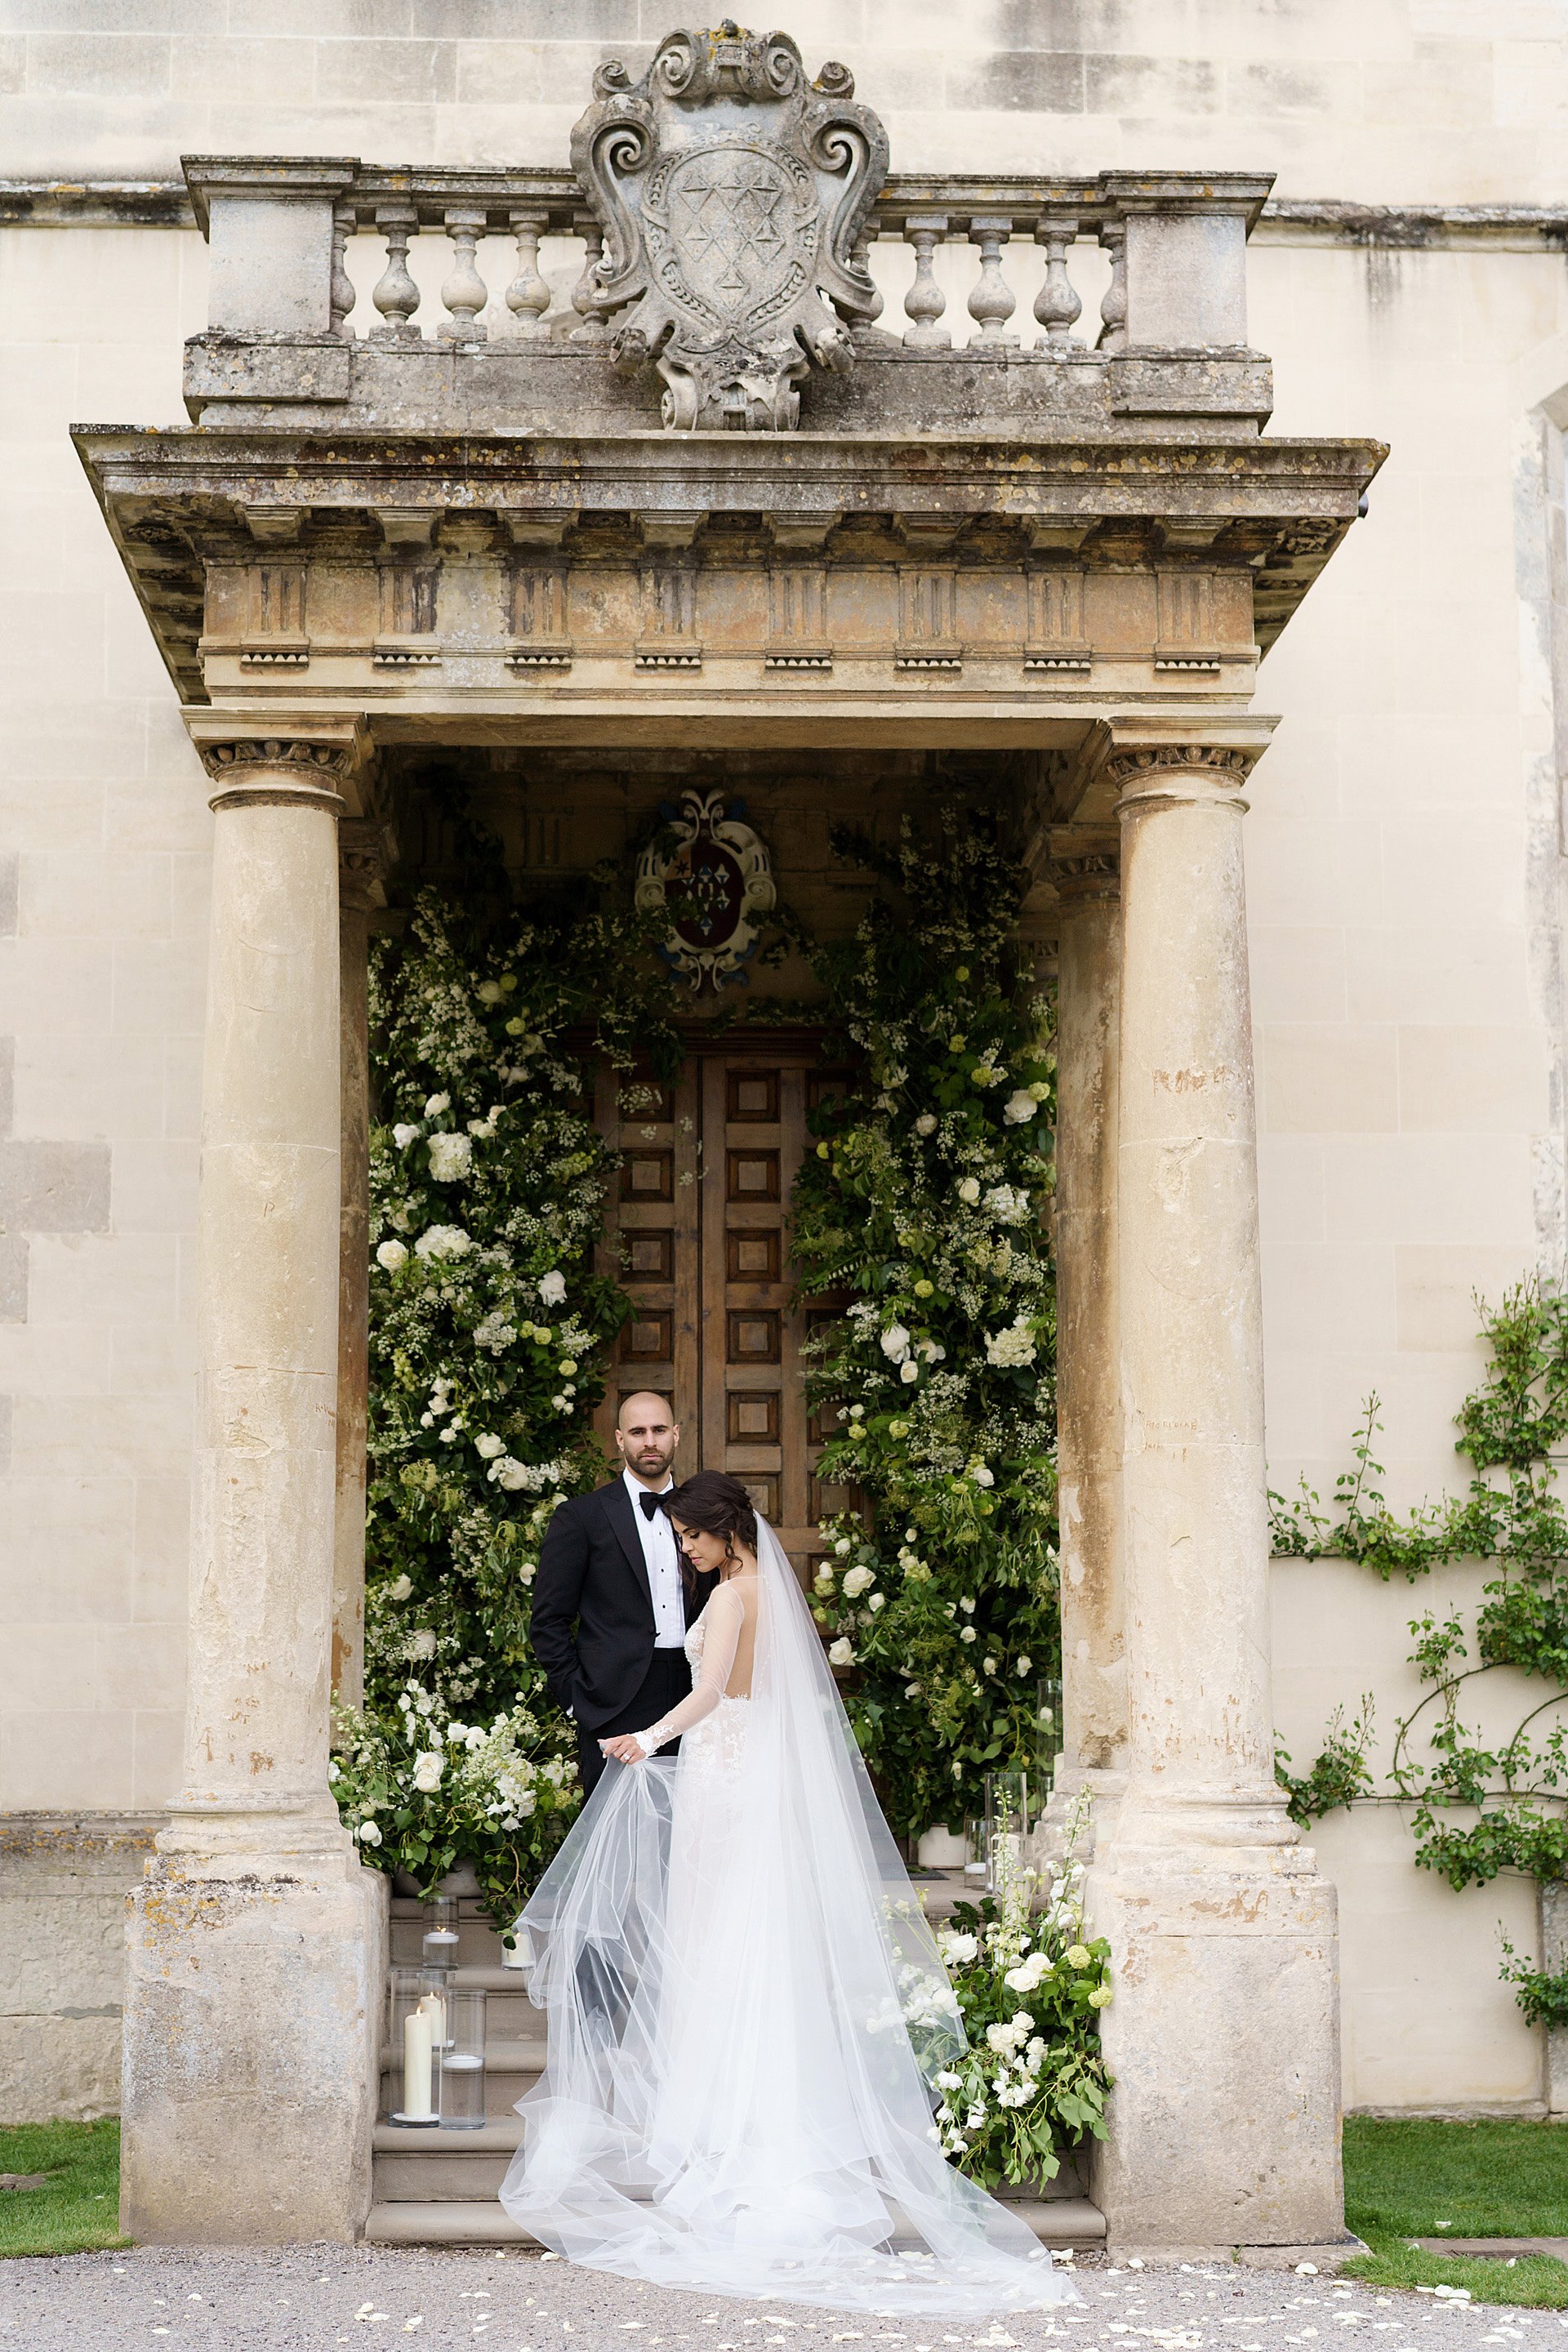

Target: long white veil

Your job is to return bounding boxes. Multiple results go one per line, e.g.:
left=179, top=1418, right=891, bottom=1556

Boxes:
left=498, top=1517, right=1073, bottom=2314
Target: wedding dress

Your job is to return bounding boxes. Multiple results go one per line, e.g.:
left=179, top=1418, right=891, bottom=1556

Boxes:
left=497, top=1517, right=1074, bottom=2314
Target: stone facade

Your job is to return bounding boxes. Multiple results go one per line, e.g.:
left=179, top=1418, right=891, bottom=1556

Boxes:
left=3, top=0, right=1568, bottom=2203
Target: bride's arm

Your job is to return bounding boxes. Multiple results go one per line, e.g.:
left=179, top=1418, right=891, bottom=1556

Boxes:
left=611, top=1584, right=746, bottom=1762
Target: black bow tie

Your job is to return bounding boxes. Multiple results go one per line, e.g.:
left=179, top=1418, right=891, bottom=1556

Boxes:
left=638, top=1489, right=664, bottom=1521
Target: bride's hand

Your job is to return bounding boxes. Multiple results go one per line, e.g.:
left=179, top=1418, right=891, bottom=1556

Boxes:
left=599, top=1732, right=648, bottom=1765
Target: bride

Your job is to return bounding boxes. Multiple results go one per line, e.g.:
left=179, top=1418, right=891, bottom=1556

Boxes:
left=499, top=1470, right=1075, bottom=2314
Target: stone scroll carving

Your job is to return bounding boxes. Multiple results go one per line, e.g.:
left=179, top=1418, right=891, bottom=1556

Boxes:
left=569, top=21, right=889, bottom=433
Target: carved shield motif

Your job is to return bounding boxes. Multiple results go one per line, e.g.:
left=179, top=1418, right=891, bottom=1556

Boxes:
left=635, top=791, right=777, bottom=991
left=569, top=24, right=888, bottom=433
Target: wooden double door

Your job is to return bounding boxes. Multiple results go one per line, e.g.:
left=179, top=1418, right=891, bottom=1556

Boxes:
left=592, top=1041, right=844, bottom=1576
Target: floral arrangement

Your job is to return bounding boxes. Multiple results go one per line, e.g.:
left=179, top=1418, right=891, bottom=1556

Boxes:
left=932, top=1794, right=1113, bottom=2189
left=791, top=814, right=1061, bottom=1838
left=330, top=884, right=680, bottom=1922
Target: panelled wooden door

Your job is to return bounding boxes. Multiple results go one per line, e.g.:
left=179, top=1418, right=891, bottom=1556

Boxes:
left=594, top=1042, right=844, bottom=1579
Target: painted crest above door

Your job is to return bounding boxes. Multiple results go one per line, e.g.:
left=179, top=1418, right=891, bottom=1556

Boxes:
left=569, top=20, right=889, bottom=430
left=635, top=790, right=777, bottom=991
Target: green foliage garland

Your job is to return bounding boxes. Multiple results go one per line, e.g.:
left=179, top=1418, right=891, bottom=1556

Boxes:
left=330, top=886, right=679, bottom=1925
left=791, top=815, right=1061, bottom=1840
left=1271, top=1281, right=1568, bottom=2020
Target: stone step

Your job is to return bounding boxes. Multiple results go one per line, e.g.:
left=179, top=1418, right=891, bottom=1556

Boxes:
left=374, top=2117, right=523, bottom=2203
left=361, top=2193, right=1106, bottom=2251
left=380, top=2036, right=545, bottom=2119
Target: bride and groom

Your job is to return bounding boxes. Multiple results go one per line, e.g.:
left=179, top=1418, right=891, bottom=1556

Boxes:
left=507, top=1392, right=1071, bottom=2314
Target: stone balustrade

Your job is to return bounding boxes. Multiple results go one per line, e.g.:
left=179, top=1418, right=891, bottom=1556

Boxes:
left=181, top=157, right=1275, bottom=437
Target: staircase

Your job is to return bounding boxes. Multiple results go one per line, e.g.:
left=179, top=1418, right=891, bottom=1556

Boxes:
left=363, top=1898, right=1107, bottom=2252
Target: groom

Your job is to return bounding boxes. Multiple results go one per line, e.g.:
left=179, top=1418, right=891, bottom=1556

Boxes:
left=531, top=1391, right=716, bottom=1798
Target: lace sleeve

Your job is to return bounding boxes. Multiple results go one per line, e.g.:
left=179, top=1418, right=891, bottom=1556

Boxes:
left=630, top=1584, right=745, bottom=1757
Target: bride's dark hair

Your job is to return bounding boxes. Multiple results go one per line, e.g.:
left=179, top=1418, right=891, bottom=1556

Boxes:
left=661, top=1468, right=759, bottom=1562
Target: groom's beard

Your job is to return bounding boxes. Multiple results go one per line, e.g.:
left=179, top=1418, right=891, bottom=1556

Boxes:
left=624, top=1441, right=675, bottom=1483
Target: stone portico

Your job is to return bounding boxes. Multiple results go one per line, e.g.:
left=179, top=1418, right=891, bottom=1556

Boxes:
left=72, top=22, right=1382, bottom=2259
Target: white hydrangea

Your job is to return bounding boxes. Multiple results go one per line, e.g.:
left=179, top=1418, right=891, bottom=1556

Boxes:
left=427, top=1132, right=473, bottom=1182
left=1003, top=1089, right=1036, bottom=1125
left=392, top=1123, right=421, bottom=1150
left=376, top=1239, right=408, bottom=1272
left=414, top=1225, right=472, bottom=1261
left=880, top=1323, right=911, bottom=1364
left=473, top=1312, right=516, bottom=1352
left=914, top=1113, right=938, bottom=1136
left=476, top=980, right=504, bottom=1006
left=970, top=1062, right=1002, bottom=1088
left=538, top=1269, right=567, bottom=1307
left=984, top=1316, right=1037, bottom=1369
left=984, top=1183, right=1031, bottom=1225
left=406, top=1628, right=437, bottom=1659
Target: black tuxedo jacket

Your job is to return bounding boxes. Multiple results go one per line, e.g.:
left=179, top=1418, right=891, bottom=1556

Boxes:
left=530, top=1479, right=717, bottom=1731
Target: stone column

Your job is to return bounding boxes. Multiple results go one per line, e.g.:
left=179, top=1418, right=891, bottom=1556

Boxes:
left=332, top=822, right=385, bottom=1715
left=121, top=736, right=386, bottom=2247
left=1048, top=835, right=1127, bottom=1835
left=1086, top=734, right=1345, bottom=2261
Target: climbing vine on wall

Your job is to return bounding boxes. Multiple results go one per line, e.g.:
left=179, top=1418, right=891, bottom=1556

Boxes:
left=329, top=884, right=681, bottom=1925
left=792, top=813, right=1061, bottom=1842
left=1272, top=1281, right=1568, bottom=2020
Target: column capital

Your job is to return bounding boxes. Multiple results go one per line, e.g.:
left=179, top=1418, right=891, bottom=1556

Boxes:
left=1047, top=824, right=1120, bottom=902
left=338, top=816, right=392, bottom=912
left=185, top=712, right=374, bottom=815
left=1057, top=714, right=1279, bottom=825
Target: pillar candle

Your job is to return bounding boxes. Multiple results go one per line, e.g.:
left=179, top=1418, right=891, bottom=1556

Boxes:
left=402, top=2007, right=434, bottom=2121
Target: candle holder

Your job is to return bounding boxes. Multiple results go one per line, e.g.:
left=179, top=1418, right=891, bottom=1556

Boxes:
left=421, top=1891, right=461, bottom=1976
left=439, top=1986, right=488, bottom=2132
left=983, top=1769, right=1034, bottom=1900
left=1035, top=1677, right=1064, bottom=1788
left=961, top=1815, right=989, bottom=1882
left=387, top=1966, right=440, bottom=2128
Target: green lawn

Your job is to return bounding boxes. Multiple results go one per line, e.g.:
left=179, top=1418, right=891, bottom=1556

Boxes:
left=0, top=2118, right=128, bottom=2258
left=1343, top=2117, right=1568, bottom=2309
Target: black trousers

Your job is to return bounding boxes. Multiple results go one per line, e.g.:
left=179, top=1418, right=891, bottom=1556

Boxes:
left=576, top=1646, right=692, bottom=1800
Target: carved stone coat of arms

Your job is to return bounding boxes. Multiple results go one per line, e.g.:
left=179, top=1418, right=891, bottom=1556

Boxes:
left=569, top=21, right=889, bottom=432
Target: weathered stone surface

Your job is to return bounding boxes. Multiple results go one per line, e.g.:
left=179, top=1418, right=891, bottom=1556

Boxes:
left=0, top=1811, right=158, bottom=2124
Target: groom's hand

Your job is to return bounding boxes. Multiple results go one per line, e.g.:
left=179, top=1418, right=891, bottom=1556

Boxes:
left=599, top=1732, right=648, bottom=1765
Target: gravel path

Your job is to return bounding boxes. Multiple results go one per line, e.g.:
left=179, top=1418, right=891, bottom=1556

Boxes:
left=3, top=2246, right=1559, bottom=2352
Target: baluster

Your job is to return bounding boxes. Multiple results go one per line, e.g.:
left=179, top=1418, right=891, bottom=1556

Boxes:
left=570, top=210, right=608, bottom=341
left=506, top=207, right=552, bottom=336
left=330, top=202, right=357, bottom=340
left=902, top=213, right=950, bottom=350
left=371, top=206, right=421, bottom=342
left=1033, top=213, right=1082, bottom=350
left=1098, top=220, right=1128, bottom=353
left=439, top=206, right=490, bottom=343
left=966, top=215, right=1018, bottom=349
left=851, top=227, right=884, bottom=322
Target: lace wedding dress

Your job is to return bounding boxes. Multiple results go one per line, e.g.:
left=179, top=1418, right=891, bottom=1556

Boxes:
left=497, top=1518, right=1073, bottom=2315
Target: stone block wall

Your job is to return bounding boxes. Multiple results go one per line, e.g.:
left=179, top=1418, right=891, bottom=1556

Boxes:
left=0, top=1811, right=158, bottom=2123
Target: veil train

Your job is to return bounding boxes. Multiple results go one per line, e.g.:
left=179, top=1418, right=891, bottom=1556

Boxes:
left=497, top=1516, right=1075, bottom=2314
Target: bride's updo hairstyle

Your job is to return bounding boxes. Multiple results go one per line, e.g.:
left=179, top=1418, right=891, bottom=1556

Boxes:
left=662, top=1468, right=759, bottom=1560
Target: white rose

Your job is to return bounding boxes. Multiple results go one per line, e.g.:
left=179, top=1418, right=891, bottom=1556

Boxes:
left=414, top=1225, right=472, bottom=1262
left=985, top=2021, right=1017, bottom=2054
left=493, top=1459, right=528, bottom=1491
left=1003, top=1089, right=1036, bottom=1125
left=387, top=1574, right=412, bottom=1602
left=936, top=2069, right=962, bottom=2090
left=958, top=1176, right=981, bottom=1205
left=899, top=1360, right=919, bottom=1384
left=841, top=1564, right=874, bottom=1599
left=538, top=1269, right=567, bottom=1307
left=412, top=1751, right=444, bottom=1793
left=970, top=1463, right=995, bottom=1488
left=376, top=1240, right=408, bottom=1272
left=408, top=1628, right=437, bottom=1659
left=982, top=1655, right=997, bottom=1674
left=867, top=1592, right=884, bottom=1613
left=915, top=1113, right=938, bottom=1136
left=355, top=1820, right=382, bottom=1845
left=423, top=1093, right=450, bottom=1117
left=834, top=1535, right=853, bottom=1557
left=828, top=1637, right=855, bottom=1667
left=427, top=1132, right=473, bottom=1183
left=1018, top=1655, right=1031, bottom=1676
left=880, top=1323, right=911, bottom=1364
left=960, top=1625, right=976, bottom=1645
left=938, top=1931, right=978, bottom=1965
left=474, top=1433, right=504, bottom=1460
left=476, top=980, right=504, bottom=1005
left=392, top=1124, right=421, bottom=1150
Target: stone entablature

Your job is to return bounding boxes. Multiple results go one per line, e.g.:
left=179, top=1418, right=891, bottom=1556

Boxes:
left=75, top=428, right=1375, bottom=728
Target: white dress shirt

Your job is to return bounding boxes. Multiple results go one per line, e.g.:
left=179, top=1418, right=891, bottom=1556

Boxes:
left=624, top=1469, right=684, bottom=1647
